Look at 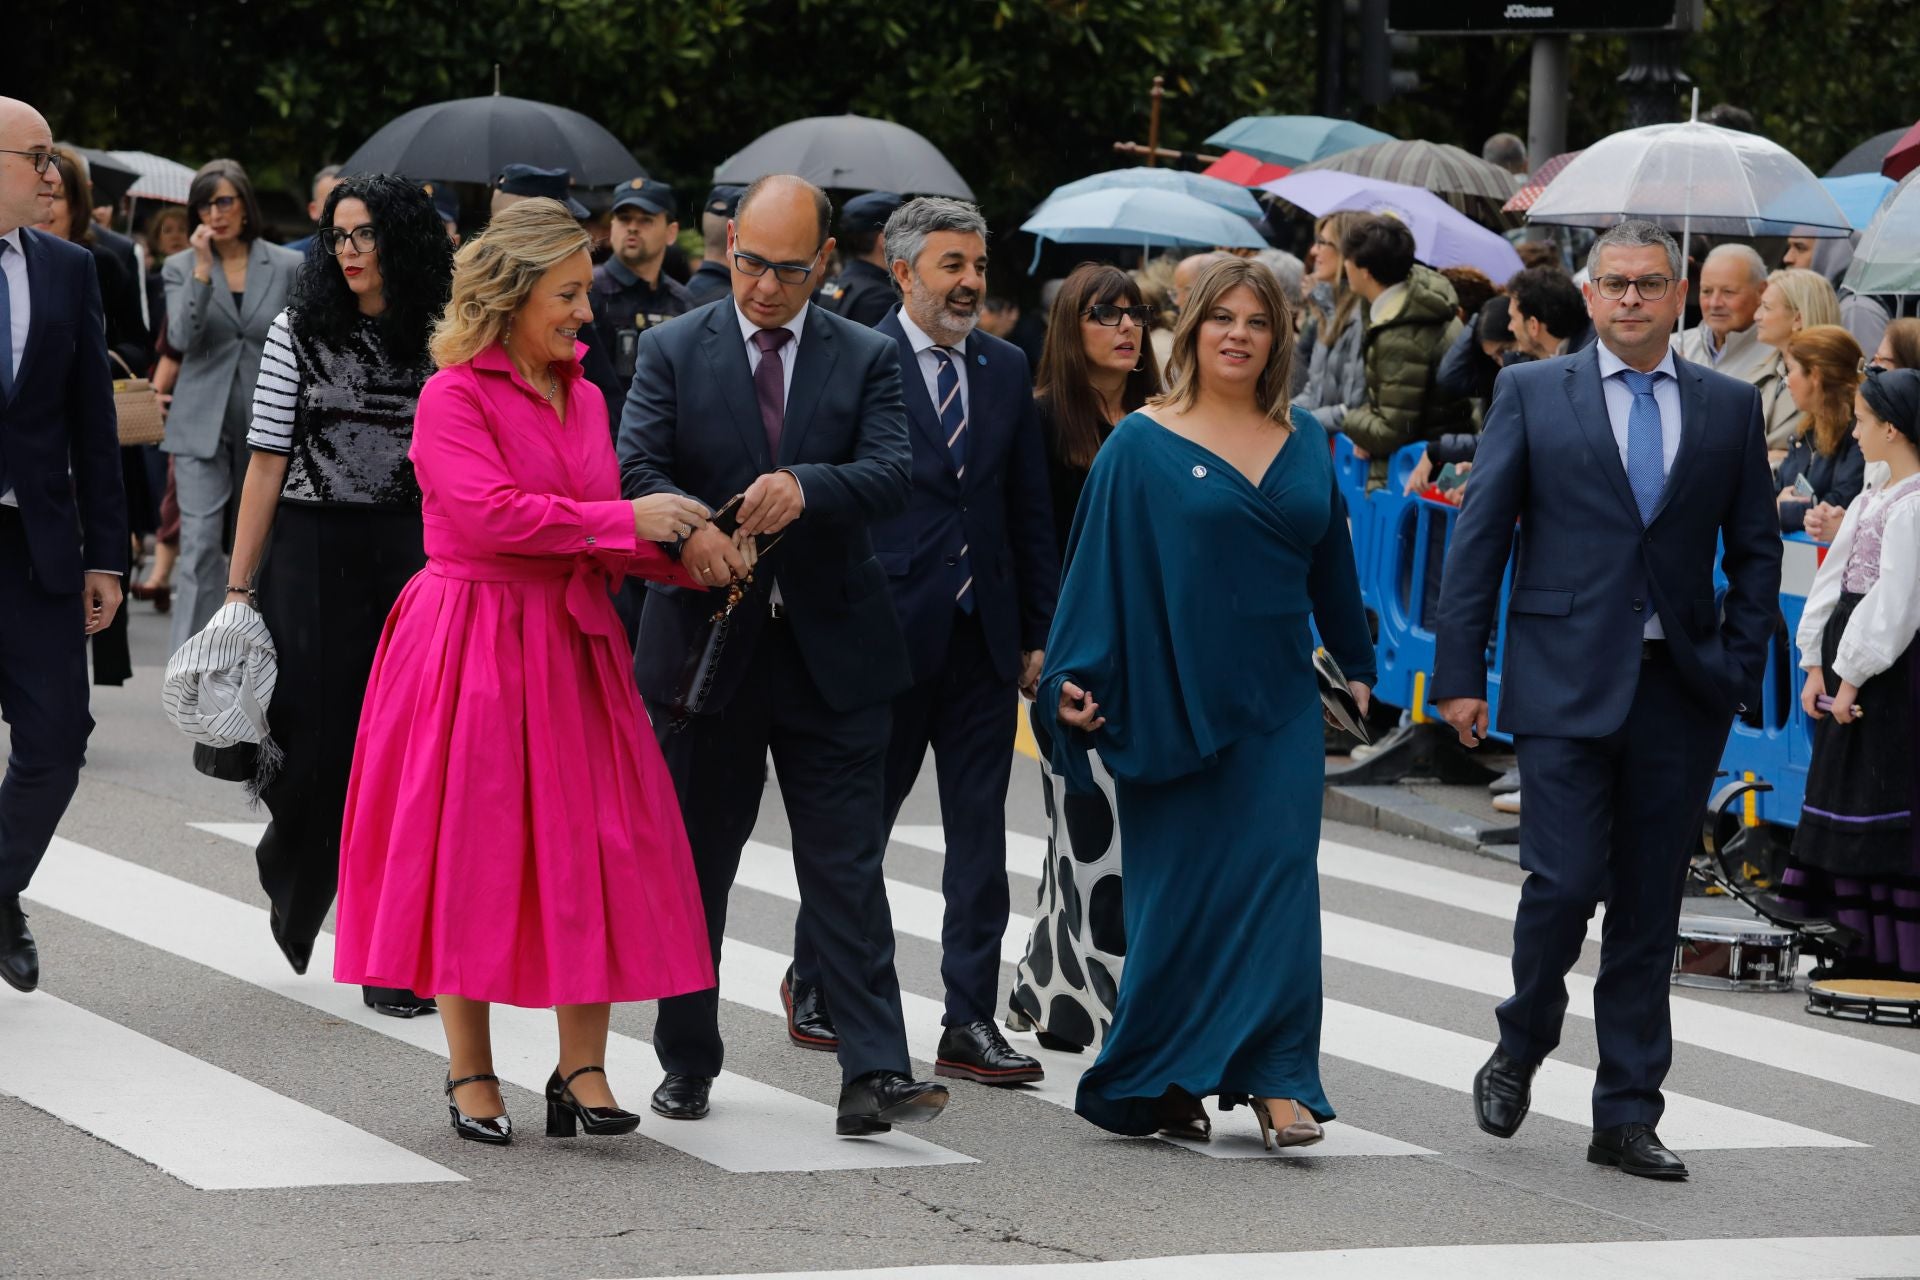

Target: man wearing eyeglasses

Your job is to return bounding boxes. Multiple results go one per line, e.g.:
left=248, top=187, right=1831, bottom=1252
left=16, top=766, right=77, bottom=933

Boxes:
left=0, top=98, right=128, bottom=994
left=784, top=196, right=1058, bottom=1088
left=618, top=174, right=952, bottom=1138
left=1433, top=219, right=1781, bottom=1183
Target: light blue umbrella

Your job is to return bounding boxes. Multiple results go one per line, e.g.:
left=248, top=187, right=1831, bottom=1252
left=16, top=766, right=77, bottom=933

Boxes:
left=1819, top=173, right=1897, bottom=230
left=1261, top=171, right=1523, bottom=282
left=1036, top=167, right=1262, bottom=221
left=1204, top=116, right=1394, bottom=168
left=1021, top=188, right=1267, bottom=271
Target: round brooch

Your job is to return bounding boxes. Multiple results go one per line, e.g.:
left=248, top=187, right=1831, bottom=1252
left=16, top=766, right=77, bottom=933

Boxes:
left=1192, top=465, right=1208, bottom=478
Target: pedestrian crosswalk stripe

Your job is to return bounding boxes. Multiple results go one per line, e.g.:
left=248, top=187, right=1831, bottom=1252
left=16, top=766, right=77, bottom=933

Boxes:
left=1318, top=838, right=1606, bottom=942
left=0, top=986, right=463, bottom=1190
left=736, top=839, right=1862, bottom=1151
left=33, top=836, right=973, bottom=1175
left=626, top=1234, right=1920, bottom=1280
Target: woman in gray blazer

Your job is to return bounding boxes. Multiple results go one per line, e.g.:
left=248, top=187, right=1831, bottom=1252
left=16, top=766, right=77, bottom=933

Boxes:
left=161, top=161, right=302, bottom=650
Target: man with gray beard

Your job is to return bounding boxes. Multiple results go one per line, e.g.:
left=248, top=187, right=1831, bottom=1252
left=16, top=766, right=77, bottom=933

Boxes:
left=783, top=197, right=1060, bottom=1087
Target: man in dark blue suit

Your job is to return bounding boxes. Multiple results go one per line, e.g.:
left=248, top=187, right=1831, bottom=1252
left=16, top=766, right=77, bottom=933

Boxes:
left=787, top=198, right=1059, bottom=1086
left=618, top=174, right=950, bottom=1137
left=1433, top=220, right=1781, bottom=1181
left=0, top=98, right=128, bottom=993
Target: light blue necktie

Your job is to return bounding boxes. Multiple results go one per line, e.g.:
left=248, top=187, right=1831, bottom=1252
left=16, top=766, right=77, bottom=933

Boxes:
left=1620, top=368, right=1666, bottom=523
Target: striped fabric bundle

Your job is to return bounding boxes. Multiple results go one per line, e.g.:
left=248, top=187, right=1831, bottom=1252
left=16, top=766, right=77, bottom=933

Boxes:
left=161, top=603, right=280, bottom=749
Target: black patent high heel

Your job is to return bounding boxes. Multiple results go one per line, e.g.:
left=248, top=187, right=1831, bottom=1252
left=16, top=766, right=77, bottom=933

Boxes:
left=546, top=1065, right=641, bottom=1137
left=445, top=1073, right=512, bottom=1145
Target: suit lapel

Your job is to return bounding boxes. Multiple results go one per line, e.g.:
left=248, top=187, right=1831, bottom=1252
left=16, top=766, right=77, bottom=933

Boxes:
left=1650, top=356, right=1709, bottom=526
left=699, top=305, right=773, bottom=471
left=1563, top=348, right=1643, bottom=526
left=236, top=240, right=273, bottom=330
left=778, top=306, right=838, bottom=466
left=10, top=229, right=54, bottom=400
left=884, top=312, right=959, bottom=481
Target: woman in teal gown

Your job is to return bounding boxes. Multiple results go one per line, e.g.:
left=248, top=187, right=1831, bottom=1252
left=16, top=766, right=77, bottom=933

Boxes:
left=1039, top=258, right=1374, bottom=1148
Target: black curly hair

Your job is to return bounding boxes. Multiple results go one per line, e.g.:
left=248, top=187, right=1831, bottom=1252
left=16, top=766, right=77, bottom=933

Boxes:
left=290, top=173, right=453, bottom=364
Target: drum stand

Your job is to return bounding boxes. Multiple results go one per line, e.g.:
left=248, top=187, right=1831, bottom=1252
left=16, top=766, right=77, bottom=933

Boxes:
left=1693, top=778, right=1862, bottom=968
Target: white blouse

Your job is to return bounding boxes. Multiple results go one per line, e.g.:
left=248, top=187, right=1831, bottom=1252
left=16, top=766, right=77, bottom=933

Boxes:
left=1796, top=464, right=1920, bottom=686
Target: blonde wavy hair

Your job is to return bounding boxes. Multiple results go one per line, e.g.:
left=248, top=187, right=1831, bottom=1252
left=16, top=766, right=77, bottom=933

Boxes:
left=429, top=198, right=592, bottom=368
left=1765, top=267, right=1841, bottom=334
left=1150, top=256, right=1296, bottom=424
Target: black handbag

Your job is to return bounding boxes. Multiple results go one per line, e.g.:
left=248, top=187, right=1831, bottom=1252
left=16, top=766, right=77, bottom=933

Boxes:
left=663, top=604, right=738, bottom=729
left=193, top=740, right=259, bottom=782
left=1315, top=648, right=1372, bottom=746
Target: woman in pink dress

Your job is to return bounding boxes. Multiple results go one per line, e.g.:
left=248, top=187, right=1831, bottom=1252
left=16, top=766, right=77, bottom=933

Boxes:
left=335, top=199, right=719, bottom=1145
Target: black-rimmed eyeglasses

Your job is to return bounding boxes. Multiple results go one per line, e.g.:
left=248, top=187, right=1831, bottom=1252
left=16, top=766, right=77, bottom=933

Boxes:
left=320, top=226, right=378, bottom=255
left=0, top=148, right=54, bottom=175
left=1594, top=274, right=1674, bottom=301
left=731, top=249, right=817, bottom=285
left=1084, top=303, right=1154, bottom=327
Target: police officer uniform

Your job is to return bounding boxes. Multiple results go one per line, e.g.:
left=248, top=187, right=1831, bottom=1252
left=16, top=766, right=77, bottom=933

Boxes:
left=591, top=178, right=693, bottom=401
left=684, top=185, right=743, bottom=308
left=493, top=164, right=589, bottom=217
left=817, top=191, right=904, bottom=328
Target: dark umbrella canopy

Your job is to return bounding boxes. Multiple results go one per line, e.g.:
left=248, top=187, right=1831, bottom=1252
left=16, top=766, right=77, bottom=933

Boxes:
left=71, top=147, right=138, bottom=208
left=712, top=115, right=972, bottom=199
left=1299, top=139, right=1521, bottom=231
left=1826, top=127, right=1910, bottom=177
left=341, top=95, right=642, bottom=186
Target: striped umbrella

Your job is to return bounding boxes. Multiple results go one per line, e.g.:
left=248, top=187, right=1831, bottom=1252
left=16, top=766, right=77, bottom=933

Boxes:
left=108, top=150, right=195, bottom=204
left=1502, top=151, right=1583, bottom=213
left=1299, top=140, right=1521, bottom=231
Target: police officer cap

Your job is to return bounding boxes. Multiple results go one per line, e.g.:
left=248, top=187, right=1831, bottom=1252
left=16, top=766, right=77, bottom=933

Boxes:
left=705, top=185, right=746, bottom=219
left=842, top=191, right=905, bottom=235
left=495, top=164, right=589, bottom=218
left=612, top=177, right=676, bottom=218
left=421, top=180, right=459, bottom=225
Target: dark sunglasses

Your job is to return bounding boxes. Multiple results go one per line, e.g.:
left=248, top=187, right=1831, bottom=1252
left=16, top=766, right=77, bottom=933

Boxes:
left=320, top=226, right=378, bottom=255
left=1084, top=303, right=1153, bottom=327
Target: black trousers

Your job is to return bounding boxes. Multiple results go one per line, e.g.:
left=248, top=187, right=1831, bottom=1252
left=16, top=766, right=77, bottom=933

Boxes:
left=648, top=618, right=910, bottom=1084
left=793, top=607, right=1016, bottom=1026
left=0, top=510, right=93, bottom=900
left=253, top=503, right=424, bottom=952
left=1500, top=652, right=1730, bottom=1130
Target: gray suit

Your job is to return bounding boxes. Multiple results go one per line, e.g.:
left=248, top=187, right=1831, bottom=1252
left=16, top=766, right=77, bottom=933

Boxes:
left=160, top=239, right=302, bottom=648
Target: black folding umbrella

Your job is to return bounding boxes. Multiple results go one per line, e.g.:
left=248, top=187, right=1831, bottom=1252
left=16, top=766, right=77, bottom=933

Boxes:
left=70, top=146, right=138, bottom=207
left=340, top=94, right=642, bottom=187
left=1826, top=127, right=1910, bottom=178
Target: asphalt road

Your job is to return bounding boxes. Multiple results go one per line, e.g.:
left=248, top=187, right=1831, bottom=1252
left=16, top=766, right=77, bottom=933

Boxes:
left=3, top=603, right=1919, bottom=1280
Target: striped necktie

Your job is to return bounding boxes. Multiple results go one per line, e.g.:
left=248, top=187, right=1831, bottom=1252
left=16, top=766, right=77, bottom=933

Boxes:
left=931, top=347, right=973, bottom=613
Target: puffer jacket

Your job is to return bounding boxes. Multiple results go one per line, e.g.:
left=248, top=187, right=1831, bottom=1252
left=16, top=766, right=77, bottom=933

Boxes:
left=1291, top=283, right=1369, bottom=431
left=1343, top=264, right=1473, bottom=487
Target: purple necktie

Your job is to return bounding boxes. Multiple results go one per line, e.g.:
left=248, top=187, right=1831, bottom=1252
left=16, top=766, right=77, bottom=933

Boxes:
left=751, top=326, right=792, bottom=458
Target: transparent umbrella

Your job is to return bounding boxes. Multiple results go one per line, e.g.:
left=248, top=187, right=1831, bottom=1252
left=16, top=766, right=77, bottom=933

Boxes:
left=1526, top=121, right=1852, bottom=239
left=1842, top=172, right=1920, bottom=297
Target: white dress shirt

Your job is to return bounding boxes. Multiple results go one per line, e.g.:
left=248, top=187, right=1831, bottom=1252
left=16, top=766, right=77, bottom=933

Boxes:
left=1796, top=468, right=1920, bottom=688
left=734, top=299, right=808, bottom=405
left=895, top=306, right=970, bottom=424
left=2, top=227, right=29, bottom=508
left=1596, top=342, right=1683, bottom=638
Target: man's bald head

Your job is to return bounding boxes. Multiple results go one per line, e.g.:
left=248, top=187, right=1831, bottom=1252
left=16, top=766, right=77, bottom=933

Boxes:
left=728, top=174, right=837, bottom=330
left=0, top=97, right=55, bottom=234
left=1173, top=251, right=1231, bottom=310
left=734, top=174, right=832, bottom=250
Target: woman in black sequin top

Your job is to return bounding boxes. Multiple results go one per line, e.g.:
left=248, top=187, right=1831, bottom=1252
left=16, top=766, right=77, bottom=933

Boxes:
left=223, top=174, right=453, bottom=1017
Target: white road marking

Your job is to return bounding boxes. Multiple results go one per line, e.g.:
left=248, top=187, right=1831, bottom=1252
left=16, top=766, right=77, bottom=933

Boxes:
left=628, top=1235, right=1920, bottom=1280
left=0, top=988, right=462, bottom=1190
left=738, top=840, right=1861, bottom=1151
left=34, top=836, right=972, bottom=1174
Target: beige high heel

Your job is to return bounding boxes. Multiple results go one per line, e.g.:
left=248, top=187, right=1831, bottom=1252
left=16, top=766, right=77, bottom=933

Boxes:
left=1249, top=1097, right=1324, bottom=1150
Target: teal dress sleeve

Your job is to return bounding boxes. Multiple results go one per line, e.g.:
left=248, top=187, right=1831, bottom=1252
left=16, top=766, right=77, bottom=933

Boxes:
left=1299, top=408, right=1377, bottom=686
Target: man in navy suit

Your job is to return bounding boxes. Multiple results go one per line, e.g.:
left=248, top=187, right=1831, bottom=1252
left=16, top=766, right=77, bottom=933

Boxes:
left=0, top=98, right=127, bottom=993
left=618, top=174, right=950, bottom=1137
left=786, top=198, right=1059, bottom=1086
left=1433, top=220, right=1781, bottom=1181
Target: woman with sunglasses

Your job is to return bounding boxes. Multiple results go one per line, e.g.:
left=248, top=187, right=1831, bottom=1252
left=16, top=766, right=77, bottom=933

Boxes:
left=161, top=161, right=301, bottom=651
left=222, top=175, right=452, bottom=1017
left=1007, top=264, right=1163, bottom=1056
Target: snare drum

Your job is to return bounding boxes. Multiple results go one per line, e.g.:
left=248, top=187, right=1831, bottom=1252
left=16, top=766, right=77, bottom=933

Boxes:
left=1805, top=979, right=1920, bottom=1027
left=1672, top=915, right=1800, bottom=992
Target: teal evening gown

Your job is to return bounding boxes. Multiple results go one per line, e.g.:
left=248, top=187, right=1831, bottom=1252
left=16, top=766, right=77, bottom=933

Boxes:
left=1037, top=406, right=1375, bottom=1135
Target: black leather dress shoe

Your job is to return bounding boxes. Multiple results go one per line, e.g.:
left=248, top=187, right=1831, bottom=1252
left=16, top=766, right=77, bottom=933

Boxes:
left=780, top=964, right=838, bottom=1052
left=363, top=987, right=438, bottom=1018
left=836, top=1070, right=949, bottom=1136
left=1473, top=1048, right=1538, bottom=1139
left=0, top=897, right=38, bottom=994
left=1588, top=1122, right=1688, bottom=1179
left=935, top=1020, right=1044, bottom=1086
left=651, top=1073, right=713, bottom=1120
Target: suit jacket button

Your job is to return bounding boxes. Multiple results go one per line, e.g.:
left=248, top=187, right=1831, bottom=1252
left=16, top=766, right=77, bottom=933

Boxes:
left=1632, top=598, right=1644, bottom=612
left=945, top=555, right=959, bottom=567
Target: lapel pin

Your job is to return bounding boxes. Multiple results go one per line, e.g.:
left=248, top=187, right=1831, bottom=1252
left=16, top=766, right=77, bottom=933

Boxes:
left=1192, top=465, right=1208, bottom=478
left=976, top=353, right=986, bottom=366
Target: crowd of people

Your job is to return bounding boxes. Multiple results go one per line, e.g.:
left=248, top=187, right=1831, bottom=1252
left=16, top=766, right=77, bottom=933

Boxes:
left=2, top=88, right=1917, bottom=1180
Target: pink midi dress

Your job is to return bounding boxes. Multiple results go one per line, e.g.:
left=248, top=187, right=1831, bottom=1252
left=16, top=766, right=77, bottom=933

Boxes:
left=332, top=342, right=716, bottom=1008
